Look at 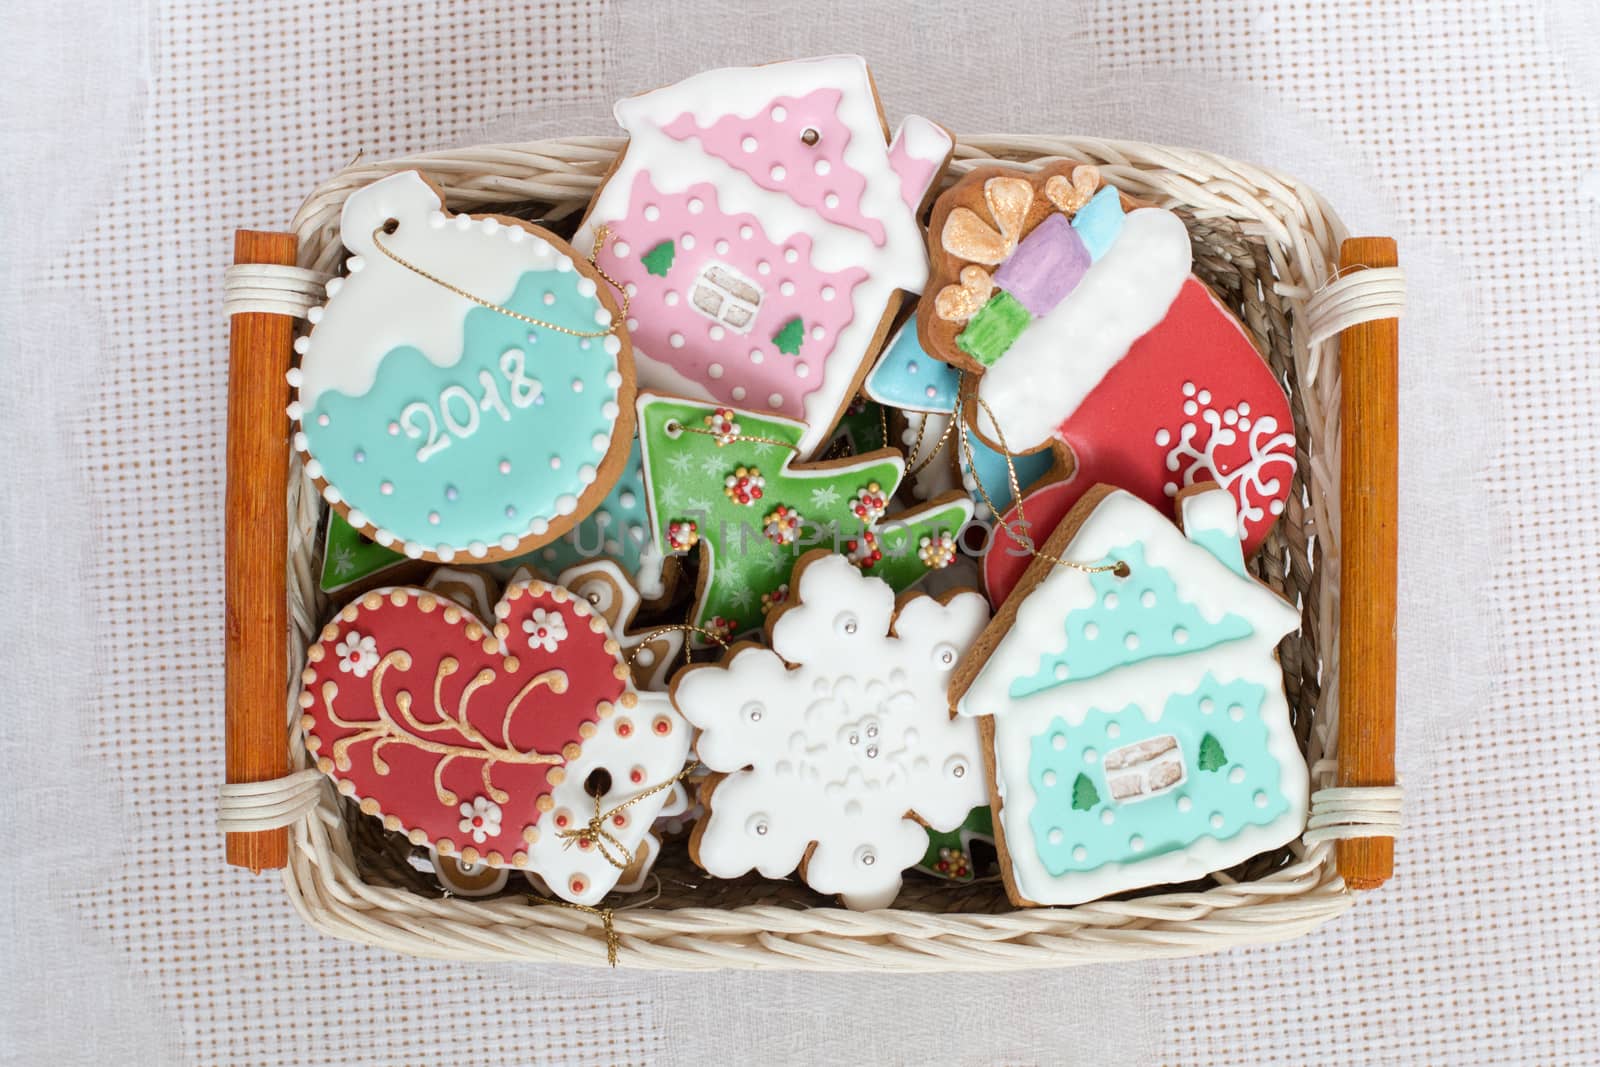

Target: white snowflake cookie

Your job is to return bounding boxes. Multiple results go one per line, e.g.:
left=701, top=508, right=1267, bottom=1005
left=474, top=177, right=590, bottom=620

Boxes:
left=672, top=551, right=991, bottom=909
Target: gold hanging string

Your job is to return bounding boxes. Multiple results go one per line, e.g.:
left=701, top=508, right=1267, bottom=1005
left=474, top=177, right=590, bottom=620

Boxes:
left=663, top=419, right=801, bottom=455
left=627, top=624, right=730, bottom=668
left=957, top=387, right=1128, bottom=579
left=370, top=221, right=631, bottom=338
left=556, top=762, right=703, bottom=871
left=904, top=409, right=958, bottom=478
left=526, top=896, right=622, bottom=966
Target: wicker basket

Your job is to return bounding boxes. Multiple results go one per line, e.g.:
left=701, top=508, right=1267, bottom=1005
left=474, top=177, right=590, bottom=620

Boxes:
left=219, top=134, right=1405, bottom=970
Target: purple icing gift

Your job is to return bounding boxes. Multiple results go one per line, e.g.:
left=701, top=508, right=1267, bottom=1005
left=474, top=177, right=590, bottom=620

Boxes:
left=992, top=212, right=1089, bottom=316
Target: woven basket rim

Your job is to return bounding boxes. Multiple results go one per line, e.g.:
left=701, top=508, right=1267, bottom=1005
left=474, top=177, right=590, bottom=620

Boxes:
left=270, top=133, right=1356, bottom=971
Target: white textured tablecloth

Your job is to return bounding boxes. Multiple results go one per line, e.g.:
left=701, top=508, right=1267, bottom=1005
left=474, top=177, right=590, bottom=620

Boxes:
left=3, top=0, right=1595, bottom=1063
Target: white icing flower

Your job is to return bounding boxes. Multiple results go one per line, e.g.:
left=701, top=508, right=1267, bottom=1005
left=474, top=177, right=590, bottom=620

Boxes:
left=457, top=796, right=503, bottom=844
left=522, top=608, right=568, bottom=652
left=673, top=555, right=991, bottom=910
left=334, top=632, right=379, bottom=677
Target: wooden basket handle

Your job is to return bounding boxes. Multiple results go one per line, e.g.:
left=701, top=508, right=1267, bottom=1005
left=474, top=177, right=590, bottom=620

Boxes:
left=224, top=230, right=297, bottom=872
left=1335, top=237, right=1400, bottom=890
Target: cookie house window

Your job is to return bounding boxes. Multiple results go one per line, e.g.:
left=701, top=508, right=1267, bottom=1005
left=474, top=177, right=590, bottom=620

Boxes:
left=1103, top=734, right=1186, bottom=802
left=690, top=263, right=763, bottom=333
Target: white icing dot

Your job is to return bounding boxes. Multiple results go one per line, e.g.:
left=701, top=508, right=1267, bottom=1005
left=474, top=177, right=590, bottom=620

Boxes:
left=714, top=239, right=729, bottom=255
left=1229, top=704, right=1246, bottom=722
left=467, top=541, right=488, bottom=559
left=740, top=136, right=758, bottom=153
left=681, top=234, right=696, bottom=249
left=1239, top=401, right=1250, bottom=415
left=530, top=517, right=549, bottom=535
left=1083, top=622, right=1099, bottom=640
left=579, top=465, right=597, bottom=484
left=1106, top=722, right=1121, bottom=739
left=1173, top=627, right=1189, bottom=645
left=428, top=211, right=446, bottom=229
left=669, top=332, right=685, bottom=348
left=500, top=534, right=519, bottom=551
left=795, top=364, right=810, bottom=379
left=593, top=308, right=612, bottom=326
left=1254, top=791, right=1269, bottom=808
left=320, top=484, right=339, bottom=504
left=1072, top=845, right=1088, bottom=861
left=613, top=240, right=630, bottom=258
left=619, top=491, right=637, bottom=508
left=543, top=291, right=557, bottom=306
left=1155, top=428, right=1171, bottom=446
left=824, top=193, right=839, bottom=209
left=810, top=326, right=824, bottom=341
left=593, top=433, right=609, bottom=451
left=770, top=164, right=787, bottom=182
left=768, top=393, right=784, bottom=408
left=576, top=276, right=597, bottom=298
left=1200, top=697, right=1215, bottom=714
left=643, top=205, right=660, bottom=221
left=571, top=378, right=584, bottom=393
left=1177, top=795, right=1193, bottom=812
left=346, top=255, right=365, bottom=272
left=1124, top=633, right=1140, bottom=651
left=1211, top=813, right=1226, bottom=829
left=436, top=545, right=455, bottom=562
left=749, top=349, right=763, bottom=364
left=1183, top=400, right=1199, bottom=416
left=602, top=401, right=619, bottom=419
left=1224, top=409, right=1239, bottom=426
left=507, top=227, right=524, bottom=243
left=1047, top=828, right=1064, bottom=846
left=605, top=370, right=622, bottom=388
left=346, top=509, right=366, bottom=527
left=687, top=198, right=704, bottom=214
left=779, top=281, right=795, bottom=296
left=815, top=159, right=830, bottom=176
left=627, top=317, right=640, bottom=331
left=1229, top=766, right=1247, bottom=783
left=708, top=363, right=724, bottom=379
left=1130, top=835, right=1145, bottom=853
left=1100, top=809, right=1115, bottom=825
left=756, top=260, right=771, bottom=275
left=403, top=542, right=423, bottom=559
left=821, top=285, right=835, bottom=301
left=1104, top=592, right=1118, bottom=609
left=479, top=217, right=497, bottom=233
left=375, top=529, right=395, bottom=547
left=739, top=224, right=754, bottom=240
left=1083, top=749, right=1099, bottom=764
left=428, top=511, right=441, bottom=525
left=664, top=290, right=680, bottom=306
left=550, top=456, right=562, bottom=470
left=1141, top=590, right=1157, bottom=607
left=380, top=481, right=394, bottom=495
left=1053, top=664, right=1068, bottom=681
left=1183, top=381, right=1196, bottom=396
left=770, top=105, right=787, bottom=122
left=1198, top=389, right=1212, bottom=404
left=1270, top=499, right=1285, bottom=515
left=1163, top=482, right=1178, bottom=498
left=1051, top=733, right=1067, bottom=751
left=635, top=647, right=655, bottom=667
left=731, top=386, right=747, bottom=401
left=499, top=460, right=511, bottom=474
left=444, top=485, right=459, bottom=501
left=505, top=506, right=517, bottom=519
left=556, top=494, right=578, bottom=515
left=925, top=385, right=936, bottom=399
left=1042, top=770, right=1057, bottom=787
left=783, top=248, right=799, bottom=263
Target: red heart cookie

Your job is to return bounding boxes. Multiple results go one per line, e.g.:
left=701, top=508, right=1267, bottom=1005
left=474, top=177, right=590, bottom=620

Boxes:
left=299, top=580, right=638, bottom=869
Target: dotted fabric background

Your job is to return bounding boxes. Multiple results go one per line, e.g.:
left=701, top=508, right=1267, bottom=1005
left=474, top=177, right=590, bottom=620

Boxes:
left=2, top=0, right=1595, bottom=1063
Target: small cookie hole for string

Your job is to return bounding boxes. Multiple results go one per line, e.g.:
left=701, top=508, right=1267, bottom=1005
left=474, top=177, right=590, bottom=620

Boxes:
left=583, top=768, right=613, bottom=798
left=663, top=419, right=685, bottom=440
left=801, top=127, right=820, bottom=146
left=380, top=217, right=399, bottom=235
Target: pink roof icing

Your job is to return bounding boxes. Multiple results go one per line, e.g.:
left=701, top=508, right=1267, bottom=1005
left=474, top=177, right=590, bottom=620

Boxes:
left=660, top=88, right=887, bottom=246
left=595, top=172, right=867, bottom=415
left=887, top=133, right=943, bottom=215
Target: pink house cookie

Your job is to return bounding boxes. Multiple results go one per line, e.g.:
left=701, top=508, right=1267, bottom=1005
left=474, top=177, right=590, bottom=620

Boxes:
left=576, top=55, right=953, bottom=456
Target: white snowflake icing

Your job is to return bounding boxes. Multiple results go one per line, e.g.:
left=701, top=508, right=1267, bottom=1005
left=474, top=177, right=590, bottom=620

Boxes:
left=809, top=484, right=842, bottom=509
left=666, top=452, right=697, bottom=476
left=334, top=632, right=379, bottom=677
left=673, top=555, right=991, bottom=909
left=330, top=544, right=356, bottom=577
left=1157, top=380, right=1296, bottom=534
left=728, top=585, right=756, bottom=610
left=521, top=608, right=568, bottom=652
left=699, top=454, right=728, bottom=478
left=457, top=796, right=503, bottom=844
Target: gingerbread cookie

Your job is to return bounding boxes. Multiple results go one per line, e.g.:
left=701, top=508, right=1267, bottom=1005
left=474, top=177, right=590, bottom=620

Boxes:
left=950, top=484, right=1307, bottom=907
left=673, top=551, right=991, bottom=910
left=636, top=392, right=973, bottom=645
left=575, top=55, right=953, bottom=456
left=319, top=510, right=427, bottom=595
left=288, top=170, right=635, bottom=564
left=916, top=163, right=1296, bottom=571
left=552, top=559, right=684, bottom=691
left=298, top=576, right=690, bottom=905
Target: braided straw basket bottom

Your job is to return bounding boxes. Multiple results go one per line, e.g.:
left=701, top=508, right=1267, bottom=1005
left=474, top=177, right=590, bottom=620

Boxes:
left=273, top=135, right=1356, bottom=970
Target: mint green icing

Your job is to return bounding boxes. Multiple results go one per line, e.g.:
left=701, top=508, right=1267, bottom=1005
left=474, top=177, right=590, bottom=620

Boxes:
left=1187, top=527, right=1247, bottom=576
left=303, top=269, right=621, bottom=551
left=1026, top=674, right=1287, bottom=876
left=1009, top=542, right=1253, bottom=699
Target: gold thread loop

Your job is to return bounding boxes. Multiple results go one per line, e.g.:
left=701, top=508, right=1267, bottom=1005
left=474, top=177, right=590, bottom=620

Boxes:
left=627, top=625, right=729, bottom=667
left=369, top=221, right=630, bottom=338
left=528, top=896, right=620, bottom=966
left=555, top=762, right=702, bottom=871
left=663, top=419, right=801, bottom=455
left=956, top=387, right=1126, bottom=578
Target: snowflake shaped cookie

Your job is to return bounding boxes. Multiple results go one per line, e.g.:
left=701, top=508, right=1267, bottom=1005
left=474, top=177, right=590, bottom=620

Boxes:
left=672, top=552, right=991, bottom=909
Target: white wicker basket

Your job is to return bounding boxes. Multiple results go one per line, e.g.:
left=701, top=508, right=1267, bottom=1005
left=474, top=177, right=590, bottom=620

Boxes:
left=220, top=134, right=1404, bottom=970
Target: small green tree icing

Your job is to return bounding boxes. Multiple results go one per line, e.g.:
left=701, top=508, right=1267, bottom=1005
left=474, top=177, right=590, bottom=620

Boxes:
left=772, top=316, right=805, bottom=355
left=1071, top=773, right=1100, bottom=811
left=641, top=240, right=675, bottom=277
left=1198, top=733, right=1228, bottom=772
